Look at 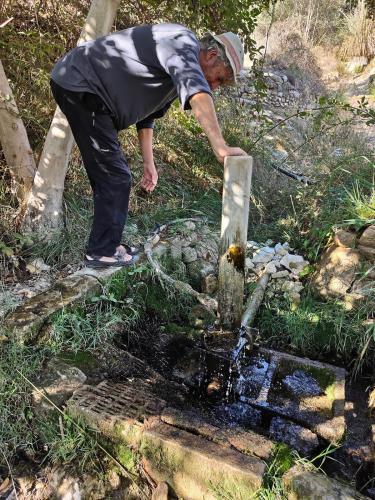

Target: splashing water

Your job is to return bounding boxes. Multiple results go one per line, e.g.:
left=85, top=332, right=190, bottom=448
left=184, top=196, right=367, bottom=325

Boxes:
left=225, top=326, right=254, bottom=400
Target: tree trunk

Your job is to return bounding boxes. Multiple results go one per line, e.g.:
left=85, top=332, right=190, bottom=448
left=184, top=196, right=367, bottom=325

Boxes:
left=0, top=59, right=36, bottom=206
left=22, top=0, right=121, bottom=234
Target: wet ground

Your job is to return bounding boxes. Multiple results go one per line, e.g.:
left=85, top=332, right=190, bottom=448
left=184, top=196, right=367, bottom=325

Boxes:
left=140, top=323, right=375, bottom=496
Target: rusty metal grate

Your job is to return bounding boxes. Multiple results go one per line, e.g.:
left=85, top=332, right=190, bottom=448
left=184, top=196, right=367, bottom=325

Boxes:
left=68, top=379, right=167, bottom=420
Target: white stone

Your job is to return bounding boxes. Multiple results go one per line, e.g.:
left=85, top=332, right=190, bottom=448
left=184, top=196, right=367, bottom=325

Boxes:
left=289, top=292, right=301, bottom=305
left=152, top=243, right=169, bottom=258
left=252, top=252, right=274, bottom=264
left=247, top=240, right=259, bottom=249
left=183, top=221, right=196, bottom=230
left=271, top=270, right=289, bottom=279
left=170, top=244, right=183, bottom=261
left=150, top=234, right=160, bottom=246
left=282, top=281, right=304, bottom=293
left=27, top=258, right=50, bottom=273
left=245, top=258, right=255, bottom=269
left=265, top=239, right=274, bottom=246
left=182, top=247, right=198, bottom=264
left=260, top=246, right=275, bottom=254
left=254, top=264, right=266, bottom=275
left=280, top=254, right=306, bottom=270
left=264, top=262, right=277, bottom=274
left=277, top=247, right=289, bottom=256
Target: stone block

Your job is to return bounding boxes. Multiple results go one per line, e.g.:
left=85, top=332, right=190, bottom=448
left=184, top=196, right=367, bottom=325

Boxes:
left=67, top=379, right=265, bottom=499
left=182, top=247, right=198, bottom=263
left=280, top=254, right=307, bottom=271
left=334, top=229, right=356, bottom=248
left=239, top=348, right=346, bottom=444
left=358, top=245, right=375, bottom=261
left=269, top=417, right=319, bottom=455
left=252, top=252, right=274, bottom=264
left=272, top=270, right=290, bottom=279
left=4, top=273, right=102, bottom=343
left=313, top=246, right=362, bottom=298
left=141, top=423, right=265, bottom=499
left=32, top=360, right=87, bottom=410
left=283, top=465, right=367, bottom=499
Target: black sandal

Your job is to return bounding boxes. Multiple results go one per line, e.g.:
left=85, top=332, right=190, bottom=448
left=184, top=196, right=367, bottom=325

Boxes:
left=84, top=253, right=139, bottom=268
left=117, top=243, right=140, bottom=256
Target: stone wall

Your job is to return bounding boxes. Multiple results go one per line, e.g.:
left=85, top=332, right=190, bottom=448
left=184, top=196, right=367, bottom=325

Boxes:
left=313, top=225, right=375, bottom=308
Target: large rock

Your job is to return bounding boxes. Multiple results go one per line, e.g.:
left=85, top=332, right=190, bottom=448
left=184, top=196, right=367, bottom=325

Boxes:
left=359, top=226, right=375, bottom=248
left=358, top=245, right=375, bottom=261
left=334, top=229, right=356, bottom=248
left=3, top=273, right=103, bottom=343
left=280, top=254, right=307, bottom=272
left=33, top=360, right=87, bottom=410
left=283, top=465, right=367, bottom=499
left=313, top=246, right=362, bottom=298
left=186, top=260, right=215, bottom=291
left=182, top=247, right=198, bottom=264
left=202, top=274, right=218, bottom=294
left=195, top=239, right=219, bottom=263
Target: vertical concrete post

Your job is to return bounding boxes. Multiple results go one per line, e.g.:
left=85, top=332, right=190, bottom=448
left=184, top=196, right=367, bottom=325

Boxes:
left=218, top=156, right=252, bottom=329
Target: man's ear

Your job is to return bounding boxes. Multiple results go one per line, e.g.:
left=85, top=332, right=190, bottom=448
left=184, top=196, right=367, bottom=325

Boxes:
left=206, top=48, right=219, bottom=63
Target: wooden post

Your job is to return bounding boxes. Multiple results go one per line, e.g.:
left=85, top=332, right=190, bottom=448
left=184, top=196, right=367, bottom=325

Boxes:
left=218, top=156, right=252, bottom=329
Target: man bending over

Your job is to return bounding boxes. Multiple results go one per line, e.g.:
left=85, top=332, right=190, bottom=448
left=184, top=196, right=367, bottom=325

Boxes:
left=50, top=23, right=247, bottom=268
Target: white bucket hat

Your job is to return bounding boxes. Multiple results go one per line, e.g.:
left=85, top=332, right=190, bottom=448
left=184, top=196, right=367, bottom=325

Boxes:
left=212, top=32, right=244, bottom=81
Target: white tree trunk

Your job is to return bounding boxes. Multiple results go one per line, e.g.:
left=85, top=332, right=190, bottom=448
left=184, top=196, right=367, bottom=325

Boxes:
left=0, top=59, right=36, bottom=206
left=23, top=0, right=121, bottom=233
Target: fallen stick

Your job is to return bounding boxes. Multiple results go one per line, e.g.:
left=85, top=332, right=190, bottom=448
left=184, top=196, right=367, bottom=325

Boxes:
left=144, top=241, right=217, bottom=316
left=241, top=272, right=271, bottom=328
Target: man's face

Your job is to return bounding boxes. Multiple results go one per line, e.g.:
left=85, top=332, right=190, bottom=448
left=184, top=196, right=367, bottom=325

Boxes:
left=200, top=50, right=234, bottom=91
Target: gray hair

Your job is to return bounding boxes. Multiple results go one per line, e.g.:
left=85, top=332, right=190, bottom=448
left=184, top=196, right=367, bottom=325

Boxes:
left=199, top=33, right=231, bottom=69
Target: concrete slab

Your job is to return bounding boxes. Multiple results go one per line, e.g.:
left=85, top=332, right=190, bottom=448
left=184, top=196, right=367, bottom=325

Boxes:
left=67, top=379, right=266, bottom=499
left=239, top=348, right=346, bottom=443
left=3, top=266, right=127, bottom=343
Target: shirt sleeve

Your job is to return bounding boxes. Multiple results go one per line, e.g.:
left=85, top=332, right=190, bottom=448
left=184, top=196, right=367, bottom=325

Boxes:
left=157, top=36, right=212, bottom=111
left=136, top=100, right=174, bottom=130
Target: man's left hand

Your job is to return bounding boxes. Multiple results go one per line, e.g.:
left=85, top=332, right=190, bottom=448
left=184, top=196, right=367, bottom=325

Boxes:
left=140, top=161, right=158, bottom=192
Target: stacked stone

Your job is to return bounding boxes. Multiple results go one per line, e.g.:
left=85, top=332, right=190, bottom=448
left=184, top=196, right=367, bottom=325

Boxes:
left=313, top=225, right=375, bottom=308
left=234, top=68, right=302, bottom=111
left=245, top=240, right=309, bottom=305
left=153, top=221, right=220, bottom=295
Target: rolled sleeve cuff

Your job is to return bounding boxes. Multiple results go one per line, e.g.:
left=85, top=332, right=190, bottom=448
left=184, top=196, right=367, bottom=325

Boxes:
left=136, top=118, right=155, bottom=130
left=183, top=89, right=213, bottom=111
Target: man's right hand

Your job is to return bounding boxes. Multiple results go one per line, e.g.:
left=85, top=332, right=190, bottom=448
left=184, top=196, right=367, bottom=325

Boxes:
left=214, top=145, right=248, bottom=164
left=140, top=161, right=158, bottom=192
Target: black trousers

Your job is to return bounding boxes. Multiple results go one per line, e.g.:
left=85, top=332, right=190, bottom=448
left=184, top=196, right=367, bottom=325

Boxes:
left=50, top=80, right=131, bottom=257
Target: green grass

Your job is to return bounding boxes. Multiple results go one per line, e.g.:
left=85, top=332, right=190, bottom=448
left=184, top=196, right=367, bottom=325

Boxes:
left=38, top=413, right=101, bottom=470
left=256, top=292, right=374, bottom=366
left=342, top=179, right=375, bottom=229
left=49, top=305, right=124, bottom=353
left=0, top=342, right=47, bottom=460
left=256, top=444, right=294, bottom=499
